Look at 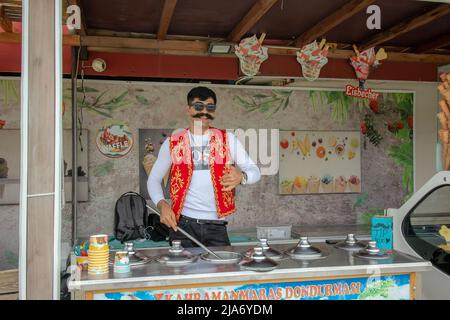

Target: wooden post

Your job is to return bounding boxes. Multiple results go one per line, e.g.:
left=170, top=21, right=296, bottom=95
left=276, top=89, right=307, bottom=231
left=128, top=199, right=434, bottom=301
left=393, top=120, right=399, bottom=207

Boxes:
left=19, top=0, right=62, bottom=300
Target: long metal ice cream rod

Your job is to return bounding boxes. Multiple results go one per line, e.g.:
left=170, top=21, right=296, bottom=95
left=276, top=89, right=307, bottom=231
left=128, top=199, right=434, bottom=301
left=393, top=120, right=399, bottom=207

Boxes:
left=145, top=204, right=223, bottom=259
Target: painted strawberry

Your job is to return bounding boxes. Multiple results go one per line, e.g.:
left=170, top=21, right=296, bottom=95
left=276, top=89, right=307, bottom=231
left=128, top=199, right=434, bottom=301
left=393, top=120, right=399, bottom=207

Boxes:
left=369, top=100, right=379, bottom=114
left=396, top=121, right=404, bottom=130
left=387, top=122, right=396, bottom=133
left=280, top=139, right=289, bottom=149
left=407, top=115, right=413, bottom=129
left=360, top=123, right=368, bottom=135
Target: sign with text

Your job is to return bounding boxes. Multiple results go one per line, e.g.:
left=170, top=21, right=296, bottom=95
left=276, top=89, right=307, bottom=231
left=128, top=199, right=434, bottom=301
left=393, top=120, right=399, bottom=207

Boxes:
left=345, top=85, right=380, bottom=100
left=92, top=274, right=411, bottom=300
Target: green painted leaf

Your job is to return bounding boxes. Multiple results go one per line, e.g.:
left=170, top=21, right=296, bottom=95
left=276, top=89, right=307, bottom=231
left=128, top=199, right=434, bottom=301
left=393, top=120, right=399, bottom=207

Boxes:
left=92, top=90, right=108, bottom=106
left=102, top=90, right=128, bottom=107
left=282, top=95, right=290, bottom=110
left=233, top=96, right=254, bottom=109
left=136, top=95, right=150, bottom=105
left=253, top=94, right=269, bottom=99
left=93, top=160, right=114, bottom=177
left=272, top=89, right=292, bottom=96
left=353, top=192, right=369, bottom=208
left=77, top=86, right=98, bottom=93
left=85, top=105, right=112, bottom=118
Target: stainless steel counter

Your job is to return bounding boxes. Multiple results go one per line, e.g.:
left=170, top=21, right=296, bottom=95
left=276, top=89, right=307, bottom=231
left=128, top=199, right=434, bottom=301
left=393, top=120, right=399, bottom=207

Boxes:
left=68, top=241, right=431, bottom=292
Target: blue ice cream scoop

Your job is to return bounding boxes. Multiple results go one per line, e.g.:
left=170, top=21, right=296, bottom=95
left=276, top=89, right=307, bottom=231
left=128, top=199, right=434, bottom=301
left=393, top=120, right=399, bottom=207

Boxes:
left=321, top=174, right=333, bottom=184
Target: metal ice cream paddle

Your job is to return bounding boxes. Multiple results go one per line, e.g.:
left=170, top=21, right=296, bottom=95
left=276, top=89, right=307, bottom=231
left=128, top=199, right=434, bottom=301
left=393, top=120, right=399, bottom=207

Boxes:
left=145, top=204, right=223, bottom=260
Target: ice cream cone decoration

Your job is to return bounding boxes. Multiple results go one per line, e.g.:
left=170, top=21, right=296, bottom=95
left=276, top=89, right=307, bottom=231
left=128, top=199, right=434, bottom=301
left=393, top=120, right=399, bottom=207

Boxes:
left=437, top=72, right=450, bottom=171
left=293, top=176, right=307, bottom=193
left=348, top=175, right=361, bottom=192
left=296, top=40, right=329, bottom=81
left=142, top=138, right=157, bottom=176
left=349, top=46, right=387, bottom=89
left=307, top=176, right=320, bottom=193
left=234, top=34, right=269, bottom=77
left=334, top=175, right=348, bottom=193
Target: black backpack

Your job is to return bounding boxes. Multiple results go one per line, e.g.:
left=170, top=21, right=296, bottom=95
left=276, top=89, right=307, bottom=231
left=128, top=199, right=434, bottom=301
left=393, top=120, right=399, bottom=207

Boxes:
left=114, top=192, right=148, bottom=242
left=114, top=191, right=169, bottom=242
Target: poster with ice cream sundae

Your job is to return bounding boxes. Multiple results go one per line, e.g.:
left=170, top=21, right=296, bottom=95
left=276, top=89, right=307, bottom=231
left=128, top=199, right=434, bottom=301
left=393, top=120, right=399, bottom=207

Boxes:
left=279, top=130, right=361, bottom=194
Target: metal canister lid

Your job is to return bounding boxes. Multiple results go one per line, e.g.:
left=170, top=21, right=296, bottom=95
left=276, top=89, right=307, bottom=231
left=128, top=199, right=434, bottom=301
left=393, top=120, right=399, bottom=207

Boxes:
left=109, top=243, right=151, bottom=266
left=353, top=241, right=391, bottom=260
left=244, top=239, right=284, bottom=260
left=124, top=242, right=135, bottom=254
left=334, top=234, right=367, bottom=251
left=156, top=240, right=197, bottom=266
left=241, top=247, right=278, bottom=272
left=286, top=237, right=325, bottom=259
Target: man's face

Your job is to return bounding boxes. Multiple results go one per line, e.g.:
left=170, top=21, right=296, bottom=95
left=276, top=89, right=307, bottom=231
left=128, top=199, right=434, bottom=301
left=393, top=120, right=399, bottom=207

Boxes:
left=186, top=97, right=216, bottom=129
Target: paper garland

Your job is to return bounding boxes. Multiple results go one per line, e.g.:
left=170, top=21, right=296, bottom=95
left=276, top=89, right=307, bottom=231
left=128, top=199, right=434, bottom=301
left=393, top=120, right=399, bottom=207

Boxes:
left=349, top=47, right=383, bottom=89
left=234, top=35, right=268, bottom=77
left=296, top=41, right=329, bottom=81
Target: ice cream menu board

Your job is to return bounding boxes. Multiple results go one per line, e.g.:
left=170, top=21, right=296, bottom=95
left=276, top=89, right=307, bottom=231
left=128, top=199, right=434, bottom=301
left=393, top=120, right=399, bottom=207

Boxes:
left=279, top=130, right=361, bottom=194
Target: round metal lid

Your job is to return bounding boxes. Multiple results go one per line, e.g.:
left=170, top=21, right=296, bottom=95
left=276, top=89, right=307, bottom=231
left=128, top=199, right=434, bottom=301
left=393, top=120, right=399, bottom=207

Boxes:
left=244, top=239, right=284, bottom=260
left=353, top=241, right=391, bottom=260
left=109, top=252, right=152, bottom=266
left=286, top=237, right=325, bottom=260
left=241, top=247, right=278, bottom=272
left=200, top=251, right=242, bottom=264
left=334, top=234, right=367, bottom=251
left=156, top=241, right=197, bottom=266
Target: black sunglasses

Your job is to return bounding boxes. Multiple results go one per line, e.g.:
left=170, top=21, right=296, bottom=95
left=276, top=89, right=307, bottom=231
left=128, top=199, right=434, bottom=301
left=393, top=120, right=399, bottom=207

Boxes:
left=190, top=102, right=217, bottom=112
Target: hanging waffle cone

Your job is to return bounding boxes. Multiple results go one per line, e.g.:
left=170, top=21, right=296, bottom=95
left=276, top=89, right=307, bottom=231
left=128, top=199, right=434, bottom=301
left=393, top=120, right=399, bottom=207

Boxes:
left=438, top=72, right=450, bottom=171
left=439, top=100, right=450, bottom=119
left=438, top=112, right=449, bottom=130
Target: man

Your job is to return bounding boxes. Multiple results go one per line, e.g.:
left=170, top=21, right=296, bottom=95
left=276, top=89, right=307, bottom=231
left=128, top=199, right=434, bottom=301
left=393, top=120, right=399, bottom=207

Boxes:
left=147, top=86, right=261, bottom=247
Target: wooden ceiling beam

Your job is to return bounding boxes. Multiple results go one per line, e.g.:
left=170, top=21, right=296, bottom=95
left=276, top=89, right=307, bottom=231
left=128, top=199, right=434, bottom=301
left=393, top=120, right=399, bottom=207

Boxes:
left=157, top=0, right=177, bottom=40
left=414, top=33, right=450, bottom=53
left=0, top=0, right=21, bottom=6
left=0, top=5, right=13, bottom=32
left=1, top=31, right=450, bottom=64
left=81, top=35, right=209, bottom=52
left=227, top=0, right=278, bottom=43
left=359, top=3, right=450, bottom=51
left=292, top=0, right=376, bottom=47
left=0, top=31, right=80, bottom=46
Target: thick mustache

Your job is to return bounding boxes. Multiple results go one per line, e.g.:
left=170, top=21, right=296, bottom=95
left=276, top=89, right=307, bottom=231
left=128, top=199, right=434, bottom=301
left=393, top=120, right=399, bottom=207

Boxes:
left=192, top=113, right=214, bottom=120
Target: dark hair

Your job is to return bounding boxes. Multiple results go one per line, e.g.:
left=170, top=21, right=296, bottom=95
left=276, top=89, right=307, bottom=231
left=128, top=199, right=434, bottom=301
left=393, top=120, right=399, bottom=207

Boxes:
left=187, top=86, right=217, bottom=105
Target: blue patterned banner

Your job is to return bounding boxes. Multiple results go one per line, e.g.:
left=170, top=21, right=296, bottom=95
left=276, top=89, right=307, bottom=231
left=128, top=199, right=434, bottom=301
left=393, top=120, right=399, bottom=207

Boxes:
left=93, top=274, right=411, bottom=300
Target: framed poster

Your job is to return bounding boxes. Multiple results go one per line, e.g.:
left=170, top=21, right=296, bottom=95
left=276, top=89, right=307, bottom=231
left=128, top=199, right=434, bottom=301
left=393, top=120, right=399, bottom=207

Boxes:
left=279, top=130, right=361, bottom=194
left=139, top=129, right=174, bottom=201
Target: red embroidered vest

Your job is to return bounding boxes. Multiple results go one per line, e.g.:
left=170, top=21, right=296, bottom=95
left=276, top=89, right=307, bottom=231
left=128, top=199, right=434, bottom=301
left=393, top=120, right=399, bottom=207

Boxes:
left=169, top=127, right=236, bottom=222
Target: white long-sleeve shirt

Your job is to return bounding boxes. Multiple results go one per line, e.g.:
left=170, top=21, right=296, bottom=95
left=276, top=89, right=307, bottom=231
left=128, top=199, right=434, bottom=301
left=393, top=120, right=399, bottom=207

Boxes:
left=147, top=129, right=261, bottom=220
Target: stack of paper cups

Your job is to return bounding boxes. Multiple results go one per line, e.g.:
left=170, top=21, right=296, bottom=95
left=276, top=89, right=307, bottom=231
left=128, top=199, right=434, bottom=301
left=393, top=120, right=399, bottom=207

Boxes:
left=88, top=234, right=109, bottom=275
left=113, top=251, right=131, bottom=274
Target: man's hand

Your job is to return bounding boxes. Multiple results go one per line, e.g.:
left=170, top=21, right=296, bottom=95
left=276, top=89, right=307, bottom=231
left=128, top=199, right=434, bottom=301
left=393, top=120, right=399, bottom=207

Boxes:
left=158, top=200, right=178, bottom=231
left=221, top=165, right=243, bottom=192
